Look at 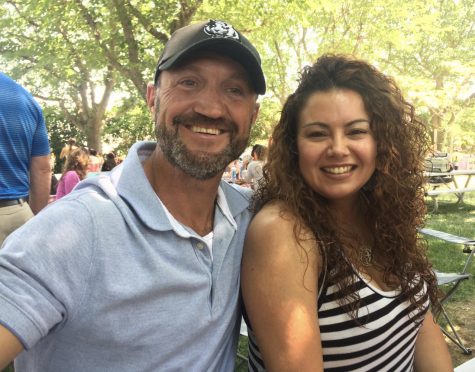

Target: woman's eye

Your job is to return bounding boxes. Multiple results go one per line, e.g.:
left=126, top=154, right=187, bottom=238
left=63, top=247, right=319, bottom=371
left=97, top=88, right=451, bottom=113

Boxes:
left=307, top=131, right=327, bottom=138
left=349, top=129, right=369, bottom=136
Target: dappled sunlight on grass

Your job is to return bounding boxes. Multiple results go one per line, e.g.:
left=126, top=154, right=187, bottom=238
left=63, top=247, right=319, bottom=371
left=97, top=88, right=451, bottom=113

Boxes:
left=423, top=191, right=475, bottom=366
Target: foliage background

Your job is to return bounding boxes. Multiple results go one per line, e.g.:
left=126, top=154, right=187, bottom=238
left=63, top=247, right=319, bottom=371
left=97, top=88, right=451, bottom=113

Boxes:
left=0, top=0, right=474, bottom=158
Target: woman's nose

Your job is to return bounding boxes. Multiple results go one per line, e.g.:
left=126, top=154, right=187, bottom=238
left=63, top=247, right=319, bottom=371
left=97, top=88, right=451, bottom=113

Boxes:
left=327, top=136, right=350, bottom=157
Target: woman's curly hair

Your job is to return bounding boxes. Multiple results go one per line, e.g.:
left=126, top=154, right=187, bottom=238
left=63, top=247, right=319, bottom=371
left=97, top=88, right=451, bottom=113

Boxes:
left=61, top=147, right=89, bottom=181
left=253, top=54, right=439, bottom=317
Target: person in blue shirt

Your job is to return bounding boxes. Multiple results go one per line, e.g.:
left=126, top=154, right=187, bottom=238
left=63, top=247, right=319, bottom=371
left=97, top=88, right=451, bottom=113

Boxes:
left=0, top=19, right=265, bottom=371
left=0, top=72, right=51, bottom=246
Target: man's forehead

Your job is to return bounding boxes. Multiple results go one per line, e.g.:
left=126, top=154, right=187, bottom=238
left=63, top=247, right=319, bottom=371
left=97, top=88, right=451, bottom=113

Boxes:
left=171, top=52, right=247, bottom=73
left=164, top=52, right=253, bottom=84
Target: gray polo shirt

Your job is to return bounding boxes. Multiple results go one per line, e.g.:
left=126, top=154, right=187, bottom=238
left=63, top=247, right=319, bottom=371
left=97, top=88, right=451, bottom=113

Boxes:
left=0, top=141, right=252, bottom=371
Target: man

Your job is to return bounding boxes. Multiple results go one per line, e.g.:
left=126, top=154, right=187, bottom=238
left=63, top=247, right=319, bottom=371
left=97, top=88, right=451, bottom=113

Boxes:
left=0, top=72, right=51, bottom=246
left=0, top=19, right=265, bottom=371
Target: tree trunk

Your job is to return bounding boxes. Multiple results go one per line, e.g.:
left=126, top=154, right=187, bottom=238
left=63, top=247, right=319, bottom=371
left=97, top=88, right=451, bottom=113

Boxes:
left=431, top=74, right=445, bottom=152
left=86, top=118, right=103, bottom=153
left=431, top=114, right=441, bottom=152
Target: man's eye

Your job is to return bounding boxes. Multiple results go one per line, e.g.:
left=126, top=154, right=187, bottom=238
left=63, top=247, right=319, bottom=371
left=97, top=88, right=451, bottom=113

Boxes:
left=179, top=79, right=197, bottom=87
left=227, top=87, right=244, bottom=95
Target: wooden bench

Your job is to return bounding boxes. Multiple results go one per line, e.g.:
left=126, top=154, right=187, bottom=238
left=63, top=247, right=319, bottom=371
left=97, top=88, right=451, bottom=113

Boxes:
left=419, top=228, right=474, bottom=354
left=425, top=187, right=475, bottom=213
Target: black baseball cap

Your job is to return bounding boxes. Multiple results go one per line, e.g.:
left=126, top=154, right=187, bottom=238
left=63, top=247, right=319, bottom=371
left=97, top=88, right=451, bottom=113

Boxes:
left=154, top=20, right=266, bottom=94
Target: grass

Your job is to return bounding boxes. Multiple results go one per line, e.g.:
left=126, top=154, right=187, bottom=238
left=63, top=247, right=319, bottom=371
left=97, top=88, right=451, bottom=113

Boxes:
left=235, top=337, right=250, bottom=371
left=424, top=175, right=475, bottom=302
left=423, top=182, right=475, bottom=367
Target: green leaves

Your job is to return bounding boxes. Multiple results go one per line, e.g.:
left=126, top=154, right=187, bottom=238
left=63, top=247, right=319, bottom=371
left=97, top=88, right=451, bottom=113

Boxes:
left=0, top=0, right=473, bottom=154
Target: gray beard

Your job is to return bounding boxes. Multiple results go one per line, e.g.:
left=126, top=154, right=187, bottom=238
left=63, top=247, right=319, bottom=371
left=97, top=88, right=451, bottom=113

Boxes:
left=155, top=117, right=249, bottom=180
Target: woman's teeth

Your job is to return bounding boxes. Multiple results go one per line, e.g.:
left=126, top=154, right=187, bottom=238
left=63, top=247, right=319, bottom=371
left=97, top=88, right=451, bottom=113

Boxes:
left=323, top=166, right=352, bottom=174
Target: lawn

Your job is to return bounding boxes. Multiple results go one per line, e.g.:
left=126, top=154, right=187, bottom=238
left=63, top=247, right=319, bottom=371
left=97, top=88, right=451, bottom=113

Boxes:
left=423, top=184, right=475, bottom=367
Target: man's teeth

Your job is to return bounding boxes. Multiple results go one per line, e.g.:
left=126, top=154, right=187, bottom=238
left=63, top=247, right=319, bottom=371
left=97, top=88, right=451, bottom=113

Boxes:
left=324, top=166, right=352, bottom=174
left=191, top=126, right=221, bottom=135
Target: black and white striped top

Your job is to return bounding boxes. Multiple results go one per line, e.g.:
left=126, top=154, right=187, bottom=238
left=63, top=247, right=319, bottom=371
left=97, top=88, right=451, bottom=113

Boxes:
left=247, top=271, right=428, bottom=371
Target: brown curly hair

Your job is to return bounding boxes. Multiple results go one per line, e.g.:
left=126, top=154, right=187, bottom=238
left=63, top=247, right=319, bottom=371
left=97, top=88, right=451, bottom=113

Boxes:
left=61, top=147, right=89, bottom=181
left=253, top=54, right=439, bottom=318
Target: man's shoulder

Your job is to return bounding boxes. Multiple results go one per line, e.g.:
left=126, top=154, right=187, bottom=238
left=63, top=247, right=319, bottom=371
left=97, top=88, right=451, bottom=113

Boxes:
left=220, top=181, right=253, bottom=208
left=73, top=175, right=117, bottom=201
left=51, top=177, right=118, bottom=217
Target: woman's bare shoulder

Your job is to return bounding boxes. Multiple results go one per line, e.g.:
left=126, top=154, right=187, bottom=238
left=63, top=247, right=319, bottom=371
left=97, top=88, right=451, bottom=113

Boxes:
left=252, top=200, right=298, bottom=228
left=246, top=201, right=317, bottom=262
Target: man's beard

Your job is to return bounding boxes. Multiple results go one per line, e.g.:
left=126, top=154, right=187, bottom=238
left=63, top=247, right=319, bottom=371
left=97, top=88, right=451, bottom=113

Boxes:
left=155, top=112, right=249, bottom=180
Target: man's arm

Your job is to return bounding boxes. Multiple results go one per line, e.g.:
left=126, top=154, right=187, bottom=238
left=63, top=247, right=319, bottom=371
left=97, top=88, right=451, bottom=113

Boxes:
left=0, top=324, right=23, bottom=369
left=29, top=154, right=51, bottom=214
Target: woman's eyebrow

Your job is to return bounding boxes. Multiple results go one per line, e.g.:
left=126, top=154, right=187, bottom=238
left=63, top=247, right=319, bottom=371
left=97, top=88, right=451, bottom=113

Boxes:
left=300, top=121, right=327, bottom=129
left=301, top=119, right=369, bottom=129
left=346, top=119, right=370, bottom=126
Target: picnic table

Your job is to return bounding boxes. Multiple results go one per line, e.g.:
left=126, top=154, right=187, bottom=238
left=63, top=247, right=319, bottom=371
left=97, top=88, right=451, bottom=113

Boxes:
left=424, top=169, right=475, bottom=212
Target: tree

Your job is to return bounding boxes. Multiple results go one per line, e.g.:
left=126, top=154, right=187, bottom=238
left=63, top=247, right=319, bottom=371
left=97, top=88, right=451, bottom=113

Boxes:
left=0, top=0, right=203, bottom=151
left=43, top=106, right=87, bottom=173
left=1, top=0, right=473, bottom=152
left=0, top=1, right=116, bottom=151
left=203, top=0, right=475, bottom=152
left=102, top=95, right=154, bottom=155
left=376, top=0, right=475, bottom=152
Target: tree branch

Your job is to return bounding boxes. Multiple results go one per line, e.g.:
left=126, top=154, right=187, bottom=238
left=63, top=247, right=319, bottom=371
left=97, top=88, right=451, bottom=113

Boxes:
left=32, top=94, right=62, bottom=102
left=6, top=0, right=40, bottom=28
left=95, top=66, right=115, bottom=120
left=170, top=0, right=203, bottom=33
left=74, top=0, right=123, bottom=72
left=125, top=1, right=169, bottom=42
left=112, top=0, right=139, bottom=64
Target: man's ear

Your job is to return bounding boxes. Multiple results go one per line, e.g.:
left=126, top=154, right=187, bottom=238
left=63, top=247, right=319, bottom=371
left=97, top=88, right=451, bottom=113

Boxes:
left=251, top=102, right=260, bottom=125
left=146, top=83, right=157, bottom=112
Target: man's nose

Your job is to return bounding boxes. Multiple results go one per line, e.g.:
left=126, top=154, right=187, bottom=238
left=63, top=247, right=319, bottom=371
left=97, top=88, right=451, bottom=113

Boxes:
left=193, top=86, right=226, bottom=119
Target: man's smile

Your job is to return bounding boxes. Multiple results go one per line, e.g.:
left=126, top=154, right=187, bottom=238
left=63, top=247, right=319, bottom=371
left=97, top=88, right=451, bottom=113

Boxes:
left=190, top=126, right=222, bottom=135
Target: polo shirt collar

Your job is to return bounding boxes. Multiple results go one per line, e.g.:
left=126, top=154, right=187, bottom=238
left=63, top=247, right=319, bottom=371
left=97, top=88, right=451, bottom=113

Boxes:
left=111, top=141, right=244, bottom=234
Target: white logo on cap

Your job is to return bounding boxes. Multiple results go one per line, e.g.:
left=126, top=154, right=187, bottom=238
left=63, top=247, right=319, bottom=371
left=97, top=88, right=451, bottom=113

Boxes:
left=203, top=20, right=240, bottom=40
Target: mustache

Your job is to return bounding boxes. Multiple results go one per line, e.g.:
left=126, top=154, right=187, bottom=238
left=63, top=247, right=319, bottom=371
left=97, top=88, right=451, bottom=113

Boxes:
left=172, top=114, right=237, bottom=133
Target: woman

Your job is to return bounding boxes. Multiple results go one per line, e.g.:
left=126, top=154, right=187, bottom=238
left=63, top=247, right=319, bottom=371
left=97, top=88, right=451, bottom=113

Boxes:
left=243, top=144, right=268, bottom=189
left=55, top=148, right=89, bottom=200
left=241, top=55, right=452, bottom=371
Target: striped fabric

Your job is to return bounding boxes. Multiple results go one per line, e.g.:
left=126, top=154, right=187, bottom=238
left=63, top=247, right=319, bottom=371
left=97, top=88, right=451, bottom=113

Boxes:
left=247, top=272, right=428, bottom=371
